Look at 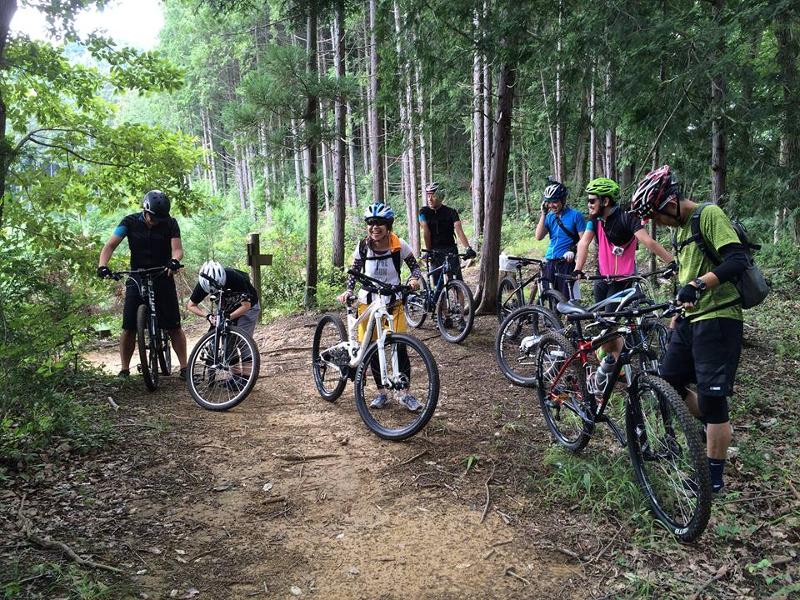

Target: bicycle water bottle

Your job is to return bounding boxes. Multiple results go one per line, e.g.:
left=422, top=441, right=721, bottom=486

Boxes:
left=594, top=355, right=616, bottom=395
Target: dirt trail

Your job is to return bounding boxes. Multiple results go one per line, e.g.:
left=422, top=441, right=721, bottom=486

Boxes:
left=75, top=312, right=587, bottom=599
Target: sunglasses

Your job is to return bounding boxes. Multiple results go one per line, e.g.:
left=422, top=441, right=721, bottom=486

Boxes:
left=366, top=219, right=389, bottom=227
left=587, top=197, right=601, bottom=205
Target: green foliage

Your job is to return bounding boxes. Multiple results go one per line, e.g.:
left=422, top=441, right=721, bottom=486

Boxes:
left=2, top=560, right=116, bottom=599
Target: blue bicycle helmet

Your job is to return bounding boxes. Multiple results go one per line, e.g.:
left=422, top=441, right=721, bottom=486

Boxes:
left=363, top=202, right=395, bottom=223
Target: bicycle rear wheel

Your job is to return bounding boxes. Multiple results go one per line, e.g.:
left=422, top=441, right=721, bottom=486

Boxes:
left=354, top=333, right=439, bottom=441
left=187, top=326, right=260, bottom=411
left=311, top=314, right=349, bottom=402
left=626, top=373, right=711, bottom=542
left=404, top=276, right=428, bottom=329
left=495, top=305, right=561, bottom=387
left=136, top=304, right=158, bottom=391
left=536, top=331, right=592, bottom=452
left=497, top=277, right=522, bottom=323
left=434, top=279, right=474, bottom=343
left=158, top=329, right=172, bottom=375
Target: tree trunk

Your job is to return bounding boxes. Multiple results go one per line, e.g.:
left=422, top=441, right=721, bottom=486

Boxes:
left=710, top=0, right=726, bottom=205
left=346, top=100, right=359, bottom=208
left=471, top=12, right=484, bottom=248
left=589, top=63, right=596, bottom=181
left=415, top=59, right=427, bottom=214
left=603, top=64, right=616, bottom=180
left=483, top=59, right=493, bottom=210
left=332, top=0, right=347, bottom=268
left=776, top=14, right=800, bottom=243
left=368, top=0, right=384, bottom=202
left=476, top=62, right=516, bottom=315
left=522, top=161, right=531, bottom=217
left=291, top=118, right=303, bottom=199
left=304, top=7, right=320, bottom=309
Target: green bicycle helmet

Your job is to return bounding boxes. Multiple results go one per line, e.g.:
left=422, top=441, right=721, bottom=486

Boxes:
left=585, top=177, right=620, bottom=203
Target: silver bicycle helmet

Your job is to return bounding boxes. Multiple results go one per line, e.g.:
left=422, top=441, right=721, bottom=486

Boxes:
left=198, top=260, right=226, bottom=293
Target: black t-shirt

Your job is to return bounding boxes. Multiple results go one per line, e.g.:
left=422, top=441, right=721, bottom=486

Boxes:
left=189, top=268, right=259, bottom=308
left=590, top=207, right=643, bottom=247
left=115, top=213, right=181, bottom=269
left=419, top=205, right=460, bottom=249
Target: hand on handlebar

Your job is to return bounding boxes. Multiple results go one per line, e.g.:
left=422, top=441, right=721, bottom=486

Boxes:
left=97, top=266, right=112, bottom=279
left=571, top=269, right=586, bottom=280
left=337, top=290, right=353, bottom=304
left=662, top=260, right=678, bottom=279
left=167, top=258, right=183, bottom=274
left=463, top=247, right=477, bottom=260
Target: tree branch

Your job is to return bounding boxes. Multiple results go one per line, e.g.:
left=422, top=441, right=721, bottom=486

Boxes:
left=27, top=136, right=132, bottom=168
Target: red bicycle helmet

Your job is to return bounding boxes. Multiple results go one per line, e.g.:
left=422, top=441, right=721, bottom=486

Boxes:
left=630, top=165, right=679, bottom=219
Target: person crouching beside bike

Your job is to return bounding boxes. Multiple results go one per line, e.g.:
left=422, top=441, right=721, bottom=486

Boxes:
left=186, top=260, right=261, bottom=337
left=337, top=203, right=423, bottom=411
left=97, top=190, right=189, bottom=379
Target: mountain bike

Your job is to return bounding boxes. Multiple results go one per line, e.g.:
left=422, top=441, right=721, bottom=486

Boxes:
left=496, top=255, right=567, bottom=323
left=403, top=249, right=474, bottom=343
left=111, top=266, right=177, bottom=392
left=495, top=270, right=671, bottom=388
left=312, top=270, right=439, bottom=441
left=535, top=302, right=711, bottom=541
left=186, top=272, right=261, bottom=411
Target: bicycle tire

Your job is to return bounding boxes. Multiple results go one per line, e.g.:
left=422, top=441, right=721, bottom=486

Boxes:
left=539, top=288, right=567, bottom=324
left=137, top=304, right=158, bottom=391
left=434, top=279, right=474, bottom=343
left=497, top=277, right=522, bottom=323
left=404, top=276, right=428, bottom=329
left=353, top=333, right=439, bottom=441
left=625, top=373, right=711, bottom=542
left=158, top=329, right=172, bottom=375
left=536, top=331, right=593, bottom=452
left=495, top=305, right=561, bottom=387
left=311, top=314, right=349, bottom=402
left=187, top=326, right=260, bottom=411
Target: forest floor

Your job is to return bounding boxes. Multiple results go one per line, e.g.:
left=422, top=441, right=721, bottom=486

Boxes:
left=2, top=268, right=800, bottom=599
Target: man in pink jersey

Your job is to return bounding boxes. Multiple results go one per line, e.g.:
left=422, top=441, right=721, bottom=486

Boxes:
left=573, top=177, right=674, bottom=358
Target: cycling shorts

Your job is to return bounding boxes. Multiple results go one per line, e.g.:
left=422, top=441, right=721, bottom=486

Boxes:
left=659, top=316, right=743, bottom=397
left=122, top=274, right=181, bottom=331
left=593, top=278, right=633, bottom=304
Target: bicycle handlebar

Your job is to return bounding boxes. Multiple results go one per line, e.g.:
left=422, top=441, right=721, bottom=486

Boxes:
left=421, top=248, right=471, bottom=259
left=347, top=269, right=412, bottom=298
left=557, top=270, right=668, bottom=283
left=110, top=264, right=180, bottom=281
left=504, top=255, right=544, bottom=266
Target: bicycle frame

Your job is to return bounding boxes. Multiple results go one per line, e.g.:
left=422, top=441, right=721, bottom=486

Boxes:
left=323, top=293, right=401, bottom=389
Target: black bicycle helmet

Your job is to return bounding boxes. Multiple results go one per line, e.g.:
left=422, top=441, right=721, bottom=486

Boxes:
left=543, top=177, right=568, bottom=202
left=142, top=190, right=170, bottom=221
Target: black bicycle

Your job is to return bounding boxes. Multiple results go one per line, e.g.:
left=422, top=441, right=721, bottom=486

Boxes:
left=186, top=272, right=261, bottom=411
left=404, top=249, right=475, bottom=343
left=496, top=255, right=567, bottom=323
left=495, top=270, right=671, bottom=387
left=536, top=302, right=711, bottom=541
left=111, top=266, right=177, bottom=391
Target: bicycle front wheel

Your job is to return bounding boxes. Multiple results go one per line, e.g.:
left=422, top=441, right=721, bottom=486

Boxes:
left=187, top=326, right=260, bottom=411
left=495, top=305, right=561, bottom=387
left=354, top=333, right=439, bottom=441
left=158, top=329, right=172, bottom=375
left=434, top=279, right=474, bottom=343
left=497, top=277, right=522, bottom=323
left=311, top=314, right=349, bottom=402
left=137, top=304, right=158, bottom=391
left=626, top=373, right=711, bottom=542
left=404, top=276, right=428, bottom=329
left=536, top=331, right=592, bottom=452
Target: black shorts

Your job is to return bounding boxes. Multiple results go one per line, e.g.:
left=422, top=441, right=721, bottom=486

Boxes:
left=122, top=274, right=181, bottom=331
left=593, top=279, right=633, bottom=304
left=430, top=247, right=462, bottom=281
left=659, top=317, right=743, bottom=397
left=541, top=259, right=575, bottom=299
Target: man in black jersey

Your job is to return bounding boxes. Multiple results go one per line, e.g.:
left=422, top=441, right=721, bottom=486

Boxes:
left=418, top=182, right=476, bottom=280
left=97, top=190, right=188, bottom=379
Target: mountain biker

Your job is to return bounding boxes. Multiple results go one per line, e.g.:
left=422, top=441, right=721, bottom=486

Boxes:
left=186, top=261, right=260, bottom=337
left=419, top=182, right=477, bottom=280
left=337, top=203, right=423, bottom=411
left=534, top=178, right=586, bottom=298
left=631, top=165, right=748, bottom=494
left=97, top=190, right=188, bottom=380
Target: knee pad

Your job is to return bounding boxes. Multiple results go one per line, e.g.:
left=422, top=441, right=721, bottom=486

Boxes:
left=698, top=394, right=729, bottom=424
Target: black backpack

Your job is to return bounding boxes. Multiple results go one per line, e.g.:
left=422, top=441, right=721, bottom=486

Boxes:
left=676, top=203, right=769, bottom=310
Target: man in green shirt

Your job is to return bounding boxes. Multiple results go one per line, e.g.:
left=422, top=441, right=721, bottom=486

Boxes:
left=631, top=165, right=750, bottom=494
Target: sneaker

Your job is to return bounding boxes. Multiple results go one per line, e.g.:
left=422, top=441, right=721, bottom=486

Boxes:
left=117, top=369, right=130, bottom=378
left=370, top=393, right=389, bottom=409
left=179, top=367, right=187, bottom=381
left=399, top=394, right=422, bottom=412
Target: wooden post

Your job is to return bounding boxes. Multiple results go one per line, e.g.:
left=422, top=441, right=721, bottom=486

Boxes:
left=247, top=232, right=273, bottom=323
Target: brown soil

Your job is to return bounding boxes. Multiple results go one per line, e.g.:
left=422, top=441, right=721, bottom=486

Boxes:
left=4, top=277, right=799, bottom=599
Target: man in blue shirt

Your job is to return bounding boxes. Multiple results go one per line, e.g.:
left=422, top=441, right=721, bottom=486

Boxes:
left=534, top=178, right=586, bottom=298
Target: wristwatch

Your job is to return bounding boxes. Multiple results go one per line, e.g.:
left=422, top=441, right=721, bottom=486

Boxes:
left=691, top=277, right=707, bottom=292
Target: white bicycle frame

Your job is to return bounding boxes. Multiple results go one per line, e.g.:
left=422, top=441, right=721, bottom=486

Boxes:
left=323, top=292, right=403, bottom=389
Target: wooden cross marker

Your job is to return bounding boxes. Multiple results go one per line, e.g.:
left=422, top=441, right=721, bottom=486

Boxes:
left=247, top=232, right=272, bottom=324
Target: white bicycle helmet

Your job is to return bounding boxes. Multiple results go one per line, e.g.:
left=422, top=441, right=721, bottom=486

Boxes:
left=198, top=260, right=226, bottom=293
